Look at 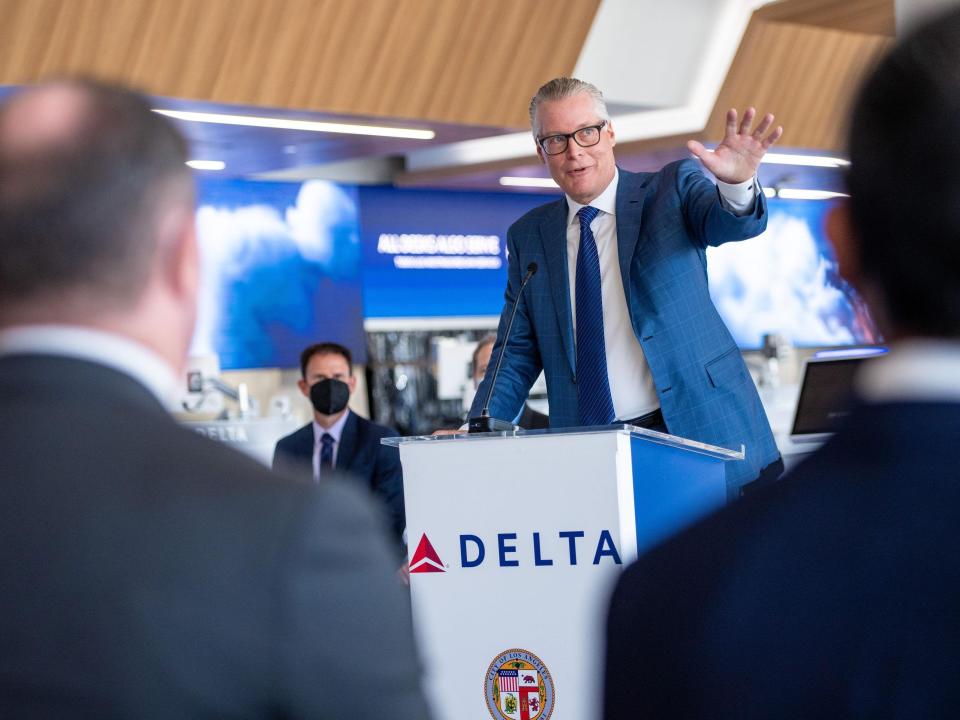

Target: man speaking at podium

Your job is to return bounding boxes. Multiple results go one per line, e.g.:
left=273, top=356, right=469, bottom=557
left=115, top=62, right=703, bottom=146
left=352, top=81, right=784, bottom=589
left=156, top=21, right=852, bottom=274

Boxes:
left=469, top=77, right=784, bottom=493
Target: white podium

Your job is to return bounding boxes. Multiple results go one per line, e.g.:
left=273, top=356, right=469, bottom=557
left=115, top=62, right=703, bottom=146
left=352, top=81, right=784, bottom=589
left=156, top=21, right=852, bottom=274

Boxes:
left=384, top=426, right=742, bottom=720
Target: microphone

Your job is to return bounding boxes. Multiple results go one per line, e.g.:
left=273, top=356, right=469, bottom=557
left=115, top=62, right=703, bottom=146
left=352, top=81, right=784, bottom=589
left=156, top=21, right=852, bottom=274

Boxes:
left=469, top=262, right=539, bottom=433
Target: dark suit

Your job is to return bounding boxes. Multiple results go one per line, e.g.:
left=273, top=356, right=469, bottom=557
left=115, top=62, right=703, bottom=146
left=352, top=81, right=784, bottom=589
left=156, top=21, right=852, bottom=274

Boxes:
left=604, top=401, right=960, bottom=718
left=0, top=354, right=428, bottom=719
left=273, top=412, right=405, bottom=543
left=518, top=402, right=549, bottom=430
left=470, top=160, right=779, bottom=492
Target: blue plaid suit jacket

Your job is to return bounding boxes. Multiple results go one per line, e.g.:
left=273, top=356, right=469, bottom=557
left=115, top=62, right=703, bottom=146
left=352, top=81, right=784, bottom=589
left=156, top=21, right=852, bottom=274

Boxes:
left=470, top=160, right=779, bottom=491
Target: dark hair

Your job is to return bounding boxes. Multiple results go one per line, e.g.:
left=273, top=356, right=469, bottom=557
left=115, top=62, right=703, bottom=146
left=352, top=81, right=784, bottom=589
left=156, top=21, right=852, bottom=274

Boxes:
left=300, top=342, right=353, bottom=378
left=847, top=9, right=960, bottom=336
left=0, top=78, right=191, bottom=307
left=472, top=333, right=497, bottom=374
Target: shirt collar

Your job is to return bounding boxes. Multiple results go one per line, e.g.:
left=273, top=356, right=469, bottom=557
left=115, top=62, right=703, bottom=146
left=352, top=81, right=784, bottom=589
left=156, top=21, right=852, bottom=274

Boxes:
left=566, top=168, right=619, bottom=227
left=0, top=324, right=178, bottom=405
left=314, top=408, right=351, bottom=445
left=856, top=339, right=960, bottom=403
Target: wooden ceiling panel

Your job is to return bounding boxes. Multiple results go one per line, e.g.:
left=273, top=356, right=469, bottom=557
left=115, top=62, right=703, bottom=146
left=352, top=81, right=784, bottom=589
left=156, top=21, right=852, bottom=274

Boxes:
left=756, top=0, right=895, bottom=36
left=399, top=3, right=895, bottom=186
left=0, top=0, right=600, bottom=128
left=698, top=18, right=891, bottom=152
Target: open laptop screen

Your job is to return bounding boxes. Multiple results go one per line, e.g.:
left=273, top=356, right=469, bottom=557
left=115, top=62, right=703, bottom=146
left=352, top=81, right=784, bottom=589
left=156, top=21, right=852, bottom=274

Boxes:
left=791, top=357, right=872, bottom=439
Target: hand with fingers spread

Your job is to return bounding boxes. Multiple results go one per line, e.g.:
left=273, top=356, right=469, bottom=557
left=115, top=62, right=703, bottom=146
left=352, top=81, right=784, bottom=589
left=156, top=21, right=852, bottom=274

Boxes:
left=687, top=107, right=783, bottom=184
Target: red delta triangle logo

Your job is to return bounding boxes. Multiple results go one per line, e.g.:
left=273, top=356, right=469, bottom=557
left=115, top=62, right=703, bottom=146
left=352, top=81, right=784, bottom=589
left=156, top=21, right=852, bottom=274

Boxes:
left=409, top=534, right=446, bottom=573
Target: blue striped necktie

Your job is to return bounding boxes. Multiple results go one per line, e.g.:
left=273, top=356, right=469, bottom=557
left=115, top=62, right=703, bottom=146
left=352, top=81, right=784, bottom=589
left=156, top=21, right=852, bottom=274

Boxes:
left=319, top=432, right=334, bottom=480
left=575, top=205, right=616, bottom=425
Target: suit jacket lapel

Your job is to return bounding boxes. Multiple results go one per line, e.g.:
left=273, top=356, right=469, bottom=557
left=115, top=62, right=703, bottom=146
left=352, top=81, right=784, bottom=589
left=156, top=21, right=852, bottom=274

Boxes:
left=337, top=411, right=359, bottom=471
left=540, top=200, right=576, bottom=375
left=615, top=169, right=647, bottom=309
left=294, top=424, right=315, bottom=464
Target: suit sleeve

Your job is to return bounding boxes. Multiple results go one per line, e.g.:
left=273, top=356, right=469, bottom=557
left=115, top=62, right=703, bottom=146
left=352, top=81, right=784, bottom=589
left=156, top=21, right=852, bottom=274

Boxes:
left=270, top=442, right=284, bottom=472
left=675, top=158, right=768, bottom=249
left=468, top=225, right=544, bottom=423
left=374, top=436, right=406, bottom=546
left=272, top=436, right=312, bottom=483
left=277, top=481, right=431, bottom=719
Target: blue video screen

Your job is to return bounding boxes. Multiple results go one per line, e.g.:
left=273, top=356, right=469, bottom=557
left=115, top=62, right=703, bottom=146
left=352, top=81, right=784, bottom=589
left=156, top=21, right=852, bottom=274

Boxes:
left=188, top=177, right=876, bottom=370
left=708, top=198, right=879, bottom=348
left=358, top=186, right=555, bottom=318
left=190, top=178, right=366, bottom=369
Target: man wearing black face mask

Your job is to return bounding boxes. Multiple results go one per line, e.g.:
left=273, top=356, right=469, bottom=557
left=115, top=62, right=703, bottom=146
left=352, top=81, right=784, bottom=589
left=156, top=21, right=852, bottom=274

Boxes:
left=273, top=342, right=405, bottom=547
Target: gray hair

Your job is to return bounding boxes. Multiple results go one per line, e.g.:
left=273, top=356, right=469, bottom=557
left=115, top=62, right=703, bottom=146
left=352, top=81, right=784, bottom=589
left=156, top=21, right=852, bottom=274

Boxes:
left=528, top=77, right=610, bottom=138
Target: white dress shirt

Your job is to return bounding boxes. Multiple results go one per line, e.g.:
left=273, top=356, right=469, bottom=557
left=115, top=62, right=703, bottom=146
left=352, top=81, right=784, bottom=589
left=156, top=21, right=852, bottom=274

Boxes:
left=312, top=408, right=351, bottom=481
left=0, top=324, right=178, bottom=405
left=564, top=169, right=758, bottom=421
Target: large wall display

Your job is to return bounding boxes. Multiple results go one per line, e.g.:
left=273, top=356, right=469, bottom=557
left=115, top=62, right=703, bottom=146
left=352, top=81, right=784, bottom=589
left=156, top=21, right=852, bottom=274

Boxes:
left=359, top=187, right=554, bottom=319
left=360, top=187, right=876, bottom=348
left=708, top=198, right=878, bottom=348
left=188, top=177, right=875, bottom=371
left=190, top=178, right=366, bottom=369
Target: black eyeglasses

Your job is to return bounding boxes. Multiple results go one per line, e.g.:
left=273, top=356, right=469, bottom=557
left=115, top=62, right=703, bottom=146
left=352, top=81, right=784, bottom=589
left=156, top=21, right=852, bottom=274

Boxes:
left=537, top=121, right=607, bottom=156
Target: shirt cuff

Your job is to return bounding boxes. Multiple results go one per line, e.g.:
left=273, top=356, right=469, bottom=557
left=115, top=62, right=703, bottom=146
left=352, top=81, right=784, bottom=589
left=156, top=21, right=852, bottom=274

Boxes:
left=716, top=176, right=759, bottom=216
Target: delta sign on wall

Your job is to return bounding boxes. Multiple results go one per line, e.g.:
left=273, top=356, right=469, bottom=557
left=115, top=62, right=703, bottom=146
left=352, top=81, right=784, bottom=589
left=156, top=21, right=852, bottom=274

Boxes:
left=358, top=186, right=556, bottom=319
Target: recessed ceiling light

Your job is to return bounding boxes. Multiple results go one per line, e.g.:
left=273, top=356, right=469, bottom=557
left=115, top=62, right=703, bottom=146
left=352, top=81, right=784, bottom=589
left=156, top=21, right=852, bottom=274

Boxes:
left=760, top=153, right=849, bottom=168
left=776, top=189, right=849, bottom=200
left=499, top=176, right=559, bottom=188
left=186, top=160, right=226, bottom=171
left=155, top=109, right=435, bottom=140
left=764, top=187, right=849, bottom=200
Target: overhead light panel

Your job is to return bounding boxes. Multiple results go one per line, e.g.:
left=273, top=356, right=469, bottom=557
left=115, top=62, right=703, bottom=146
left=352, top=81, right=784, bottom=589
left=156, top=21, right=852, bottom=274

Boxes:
left=704, top=149, right=849, bottom=168
left=814, top=346, right=888, bottom=359
left=776, top=189, right=849, bottom=200
left=186, top=160, right=226, bottom=171
left=499, top=176, right=559, bottom=188
left=155, top=109, right=435, bottom=140
left=760, top=153, right=850, bottom=168
left=764, top=187, right=848, bottom=200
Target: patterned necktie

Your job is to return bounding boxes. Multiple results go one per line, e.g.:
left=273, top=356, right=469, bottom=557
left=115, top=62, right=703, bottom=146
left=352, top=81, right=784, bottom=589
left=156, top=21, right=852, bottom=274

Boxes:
left=319, top=432, right=334, bottom=479
left=575, top=205, right=616, bottom=425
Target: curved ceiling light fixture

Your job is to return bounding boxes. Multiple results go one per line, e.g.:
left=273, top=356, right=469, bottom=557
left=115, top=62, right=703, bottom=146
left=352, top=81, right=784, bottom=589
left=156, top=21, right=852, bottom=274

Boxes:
left=154, top=109, right=436, bottom=140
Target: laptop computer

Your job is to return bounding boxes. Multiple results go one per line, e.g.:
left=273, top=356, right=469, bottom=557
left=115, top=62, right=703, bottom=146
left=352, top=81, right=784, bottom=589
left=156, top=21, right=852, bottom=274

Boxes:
left=789, top=353, right=881, bottom=445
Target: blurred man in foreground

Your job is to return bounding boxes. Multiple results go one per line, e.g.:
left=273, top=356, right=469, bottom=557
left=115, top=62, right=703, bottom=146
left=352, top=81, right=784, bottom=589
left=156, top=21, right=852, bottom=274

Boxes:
left=0, top=79, right=429, bottom=718
left=604, top=10, right=960, bottom=717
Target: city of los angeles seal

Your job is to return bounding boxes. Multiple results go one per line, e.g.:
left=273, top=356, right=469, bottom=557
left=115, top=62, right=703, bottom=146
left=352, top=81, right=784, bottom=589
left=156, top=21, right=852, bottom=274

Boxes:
left=484, top=648, right=554, bottom=720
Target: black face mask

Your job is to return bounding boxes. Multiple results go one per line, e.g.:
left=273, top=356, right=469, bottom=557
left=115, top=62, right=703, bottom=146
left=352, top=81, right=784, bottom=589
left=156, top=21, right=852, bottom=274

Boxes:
left=309, top=378, right=350, bottom=415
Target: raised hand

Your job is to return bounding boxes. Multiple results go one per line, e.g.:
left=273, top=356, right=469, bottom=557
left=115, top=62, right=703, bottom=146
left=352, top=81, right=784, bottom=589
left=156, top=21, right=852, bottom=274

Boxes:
left=687, top=107, right=783, bottom=184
